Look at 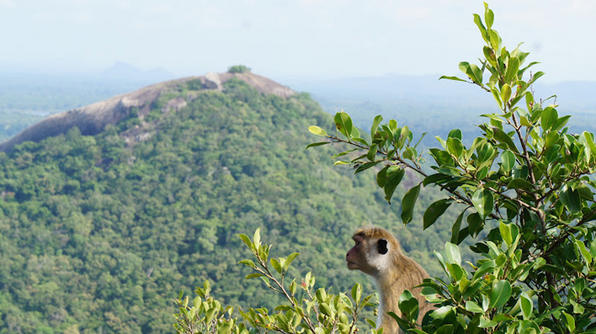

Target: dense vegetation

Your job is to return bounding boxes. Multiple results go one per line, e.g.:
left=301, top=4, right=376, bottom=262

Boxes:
left=176, top=4, right=594, bottom=333
left=0, top=78, right=457, bottom=333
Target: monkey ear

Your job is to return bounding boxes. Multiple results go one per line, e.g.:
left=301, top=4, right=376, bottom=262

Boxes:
left=377, top=239, right=388, bottom=254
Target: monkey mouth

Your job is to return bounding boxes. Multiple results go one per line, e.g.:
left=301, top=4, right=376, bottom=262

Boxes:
left=346, top=261, right=359, bottom=270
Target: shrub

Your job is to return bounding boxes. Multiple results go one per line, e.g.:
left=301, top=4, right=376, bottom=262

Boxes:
left=228, top=65, right=252, bottom=74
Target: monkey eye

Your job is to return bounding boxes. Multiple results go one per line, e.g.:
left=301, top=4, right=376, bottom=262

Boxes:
left=377, top=239, right=388, bottom=254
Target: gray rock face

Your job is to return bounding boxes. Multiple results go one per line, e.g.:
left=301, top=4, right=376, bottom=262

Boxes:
left=0, top=72, right=295, bottom=152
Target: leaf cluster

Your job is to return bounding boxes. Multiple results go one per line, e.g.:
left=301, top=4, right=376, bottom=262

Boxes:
left=174, top=230, right=379, bottom=334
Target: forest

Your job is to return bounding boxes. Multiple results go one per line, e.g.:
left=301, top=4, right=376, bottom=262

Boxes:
left=0, top=78, right=460, bottom=333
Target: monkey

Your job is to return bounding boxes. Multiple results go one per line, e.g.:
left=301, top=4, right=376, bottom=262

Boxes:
left=346, top=226, right=433, bottom=334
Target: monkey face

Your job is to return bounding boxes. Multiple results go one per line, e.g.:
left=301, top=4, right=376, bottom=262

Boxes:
left=346, top=233, right=390, bottom=276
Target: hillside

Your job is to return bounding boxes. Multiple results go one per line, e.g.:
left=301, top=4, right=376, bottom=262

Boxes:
left=0, top=74, right=457, bottom=333
left=0, top=71, right=294, bottom=152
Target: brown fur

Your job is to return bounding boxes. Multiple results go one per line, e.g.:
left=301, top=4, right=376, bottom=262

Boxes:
left=346, top=227, right=433, bottom=334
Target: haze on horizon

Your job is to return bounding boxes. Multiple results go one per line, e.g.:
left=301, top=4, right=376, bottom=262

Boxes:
left=1, top=0, right=595, bottom=83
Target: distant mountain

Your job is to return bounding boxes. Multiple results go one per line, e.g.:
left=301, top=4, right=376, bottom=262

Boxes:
left=287, top=74, right=596, bottom=112
left=101, top=62, right=174, bottom=82
left=0, top=71, right=455, bottom=333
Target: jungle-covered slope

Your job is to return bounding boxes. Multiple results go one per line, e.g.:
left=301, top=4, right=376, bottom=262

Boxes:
left=0, top=76, right=456, bottom=333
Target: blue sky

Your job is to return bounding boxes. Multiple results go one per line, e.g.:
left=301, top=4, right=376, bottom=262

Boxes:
left=1, top=0, right=594, bottom=82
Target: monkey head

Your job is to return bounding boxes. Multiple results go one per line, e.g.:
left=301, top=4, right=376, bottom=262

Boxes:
left=346, top=227, right=400, bottom=277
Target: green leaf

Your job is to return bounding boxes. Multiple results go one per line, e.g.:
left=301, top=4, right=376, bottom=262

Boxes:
left=270, top=258, right=282, bottom=274
left=499, top=221, right=513, bottom=247
left=367, top=144, right=378, bottom=161
left=470, top=64, right=483, bottom=83
left=484, top=4, right=494, bottom=28
left=350, top=125, right=361, bottom=139
left=245, top=273, right=263, bottom=279
left=500, top=150, right=515, bottom=172
left=308, top=125, right=327, bottom=136
left=354, top=161, right=379, bottom=174
left=488, top=29, right=501, bottom=51
left=489, top=280, right=512, bottom=309
left=439, top=75, right=467, bottom=82
left=370, top=115, right=383, bottom=139
left=376, top=165, right=389, bottom=187
left=571, top=300, right=585, bottom=314
left=448, top=129, right=462, bottom=140
left=529, top=258, right=545, bottom=273
left=465, top=301, right=484, bottom=313
left=459, top=62, right=473, bottom=80
left=492, top=126, right=519, bottom=153
left=384, top=166, right=405, bottom=203
left=446, top=137, right=464, bottom=158
left=450, top=210, right=465, bottom=244
left=540, top=106, right=558, bottom=131
left=525, top=91, right=534, bottom=110
left=507, top=178, right=533, bottom=191
left=467, top=212, right=484, bottom=236
left=351, top=283, right=362, bottom=303
left=472, top=189, right=494, bottom=218
left=398, top=290, right=419, bottom=322
left=473, top=13, right=489, bottom=43
left=476, top=141, right=495, bottom=162
left=505, top=57, right=520, bottom=82
left=560, top=185, right=581, bottom=213
left=401, top=184, right=421, bottom=225
left=238, top=259, right=256, bottom=268
left=444, top=242, right=461, bottom=265
left=284, top=252, right=300, bottom=271
left=478, top=316, right=497, bottom=328
left=387, top=312, right=410, bottom=331
left=319, top=303, right=332, bottom=317
left=305, top=141, right=330, bottom=149
left=582, top=131, right=596, bottom=161
left=491, top=87, right=503, bottom=109
left=423, top=199, right=452, bottom=229
left=334, top=111, right=353, bottom=138
left=501, top=83, right=512, bottom=104
left=238, top=233, right=254, bottom=250
left=520, top=293, right=533, bottom=320
left=528, top=71, right=544, bottom=85
left=253, top=228, right=261, bottom=247
left=483, top=46, right=496, bottom=64
left=553, top=115, right=570, bottom=131
left=563, top=312, right=575, bottom=332
left=397, top=126, right=412, bottom=148
left=574, top=239, right=592, bottom=266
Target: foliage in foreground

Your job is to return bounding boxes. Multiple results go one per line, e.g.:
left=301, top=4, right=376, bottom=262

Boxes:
left=174, top=229, right=378, bottom=334
left=176, top=3, right=594, bottom=333
left=309, top=3, right=595, bottom=333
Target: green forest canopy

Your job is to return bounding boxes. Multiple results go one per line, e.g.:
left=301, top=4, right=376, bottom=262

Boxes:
left=0, top=79, right=460, bottom=333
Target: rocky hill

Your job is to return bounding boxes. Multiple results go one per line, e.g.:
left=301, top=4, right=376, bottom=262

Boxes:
left=0, top=71, right=294, bottom=152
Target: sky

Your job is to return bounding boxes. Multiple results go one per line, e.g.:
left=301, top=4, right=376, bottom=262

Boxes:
left=1, top=0, right=595, bottom=82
